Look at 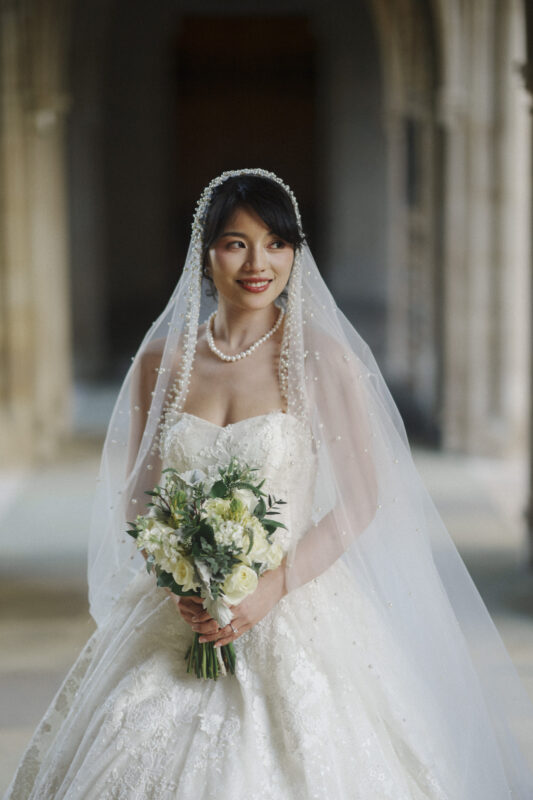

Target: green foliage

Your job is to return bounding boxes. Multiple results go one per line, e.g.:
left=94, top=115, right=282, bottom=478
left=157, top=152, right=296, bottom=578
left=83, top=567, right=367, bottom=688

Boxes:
left=193, top=538, right=236, bottom=588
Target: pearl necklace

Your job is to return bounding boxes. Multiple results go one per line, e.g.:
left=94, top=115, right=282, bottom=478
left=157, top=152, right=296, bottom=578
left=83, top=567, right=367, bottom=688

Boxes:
left=206, top=307, right=284, bottom=362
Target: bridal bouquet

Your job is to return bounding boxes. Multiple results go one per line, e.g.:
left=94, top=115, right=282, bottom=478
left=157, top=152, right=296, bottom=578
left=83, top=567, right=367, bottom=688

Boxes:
left=127, top=458, right=287, bottom=679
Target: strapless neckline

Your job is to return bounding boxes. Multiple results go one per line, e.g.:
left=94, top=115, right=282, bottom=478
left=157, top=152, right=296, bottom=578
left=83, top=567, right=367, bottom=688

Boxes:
left=178, top=409, right=294, bottom=431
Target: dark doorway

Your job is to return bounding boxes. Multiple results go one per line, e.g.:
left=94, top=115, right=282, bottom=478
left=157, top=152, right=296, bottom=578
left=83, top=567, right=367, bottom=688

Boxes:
left=175, top=16, right=318, bottom=262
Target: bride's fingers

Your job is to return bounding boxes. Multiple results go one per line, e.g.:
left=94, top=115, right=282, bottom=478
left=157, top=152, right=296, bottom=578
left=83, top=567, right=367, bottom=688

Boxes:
left=188, top=609, right=212, bottom=622
left=178, top=600, right=212, bottom=622
left=178, top=609, right=198, bottom=624
left=178, top=598, right=204, bottom=613
left=202, top=619, right=246, bottom=645
left=194, top=619, right=220, bottom=637
left=199, top=622, right=234, bottom=644
left=179, top=597, right=204, bottom=611
left=214, top=622, right=251, bottom=647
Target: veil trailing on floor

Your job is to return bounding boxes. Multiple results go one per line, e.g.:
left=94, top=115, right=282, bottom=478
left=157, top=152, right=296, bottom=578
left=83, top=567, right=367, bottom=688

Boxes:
left=88, top=169, right=533, bottom=796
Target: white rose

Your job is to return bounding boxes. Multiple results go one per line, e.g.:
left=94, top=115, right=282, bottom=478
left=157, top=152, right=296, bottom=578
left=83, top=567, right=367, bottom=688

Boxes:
left=232, top=488, right=257, bottom=514
left=172, top=556, right=198, bottom=592
left=203, top=497, right=231, bottom=522
left=222, top=564, right=258, bottom=605
left=241, top=527, right=270, bottom=566
left=264, top=541, right=284, bottom=571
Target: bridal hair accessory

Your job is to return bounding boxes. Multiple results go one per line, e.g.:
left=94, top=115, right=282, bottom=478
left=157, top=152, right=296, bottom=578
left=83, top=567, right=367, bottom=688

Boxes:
left=88, top=166, right=533, bottom=789
left=206, top=307, right=285, bottom=362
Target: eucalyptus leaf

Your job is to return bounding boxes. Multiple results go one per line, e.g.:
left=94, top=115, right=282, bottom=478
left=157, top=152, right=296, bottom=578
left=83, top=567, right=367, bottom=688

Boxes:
left=245, top=528, right=254, bottom=555
left=209, top=480, right=227, bottom=498
left=263, top=519, right=288, bottom=532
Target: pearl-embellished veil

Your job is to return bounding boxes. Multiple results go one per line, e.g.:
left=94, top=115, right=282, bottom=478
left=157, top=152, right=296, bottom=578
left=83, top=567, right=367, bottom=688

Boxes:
left=87, top=168, right=533, bottom=795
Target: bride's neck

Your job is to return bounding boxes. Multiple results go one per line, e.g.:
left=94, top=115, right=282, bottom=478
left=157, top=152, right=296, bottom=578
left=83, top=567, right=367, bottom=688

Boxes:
left=213, top=302, right=280, bottom=350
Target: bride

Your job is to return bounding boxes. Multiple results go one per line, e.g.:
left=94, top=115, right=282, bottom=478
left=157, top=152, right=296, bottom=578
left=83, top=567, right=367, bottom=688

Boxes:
left=6, top=168, right=533, bottom=799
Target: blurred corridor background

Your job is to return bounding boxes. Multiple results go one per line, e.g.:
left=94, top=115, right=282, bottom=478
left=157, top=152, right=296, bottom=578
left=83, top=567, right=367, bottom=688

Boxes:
left=2, top=0, right=533, bottom=790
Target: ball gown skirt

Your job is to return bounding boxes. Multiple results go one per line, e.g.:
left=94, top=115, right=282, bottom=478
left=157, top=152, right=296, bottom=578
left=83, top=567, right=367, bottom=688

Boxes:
left=4, top=411, right=529, bottom=799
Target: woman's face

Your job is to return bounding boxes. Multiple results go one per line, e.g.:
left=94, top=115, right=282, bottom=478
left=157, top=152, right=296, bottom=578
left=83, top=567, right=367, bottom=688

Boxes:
left=206, top=206, right=294, bottom=312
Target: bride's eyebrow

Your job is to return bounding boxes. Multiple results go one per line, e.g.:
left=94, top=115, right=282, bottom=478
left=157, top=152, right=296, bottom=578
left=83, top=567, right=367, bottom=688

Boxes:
left=219, top=231, right=279, bottom=239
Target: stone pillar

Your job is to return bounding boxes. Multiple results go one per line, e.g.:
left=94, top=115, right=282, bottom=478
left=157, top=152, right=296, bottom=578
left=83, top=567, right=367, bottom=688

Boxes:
left=438, top=0, right=529, bottom=456
left=0, top=0, right=72, bottom=466
left=437, top=79, right=469, bottom=449
left=523, top=0, right=533, bottom=562
left=370, top=0, right=442, bottom=439
left=442, top=2, right=497, bottom=454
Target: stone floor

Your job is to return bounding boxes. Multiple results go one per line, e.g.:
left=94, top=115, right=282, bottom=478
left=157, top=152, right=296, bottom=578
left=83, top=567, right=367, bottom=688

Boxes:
left=1, top=438, right=533, bottom=794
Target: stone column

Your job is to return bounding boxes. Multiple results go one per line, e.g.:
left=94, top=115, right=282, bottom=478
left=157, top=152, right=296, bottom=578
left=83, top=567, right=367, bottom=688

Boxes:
left=447, top=1, right=497, bottom=455
left=0, top=0, right=72, bottom=466
left=439, top=0, right=529, bottom=456
left=523, top=0, right=533, bottom=562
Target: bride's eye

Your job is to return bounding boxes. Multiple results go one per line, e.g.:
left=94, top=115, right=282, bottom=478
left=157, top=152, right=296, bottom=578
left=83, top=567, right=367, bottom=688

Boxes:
left=227, top=240, right=245, bottom=249
left=270, top=240, right=287, bottom=249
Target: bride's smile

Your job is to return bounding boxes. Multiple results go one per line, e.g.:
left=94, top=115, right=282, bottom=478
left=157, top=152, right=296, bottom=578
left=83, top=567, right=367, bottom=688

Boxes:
left=206, top=206, right=294, bottom=312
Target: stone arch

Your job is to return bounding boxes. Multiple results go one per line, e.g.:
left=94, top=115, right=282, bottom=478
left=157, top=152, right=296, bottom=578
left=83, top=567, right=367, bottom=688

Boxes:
left=1, top=0, right=529, bottom=463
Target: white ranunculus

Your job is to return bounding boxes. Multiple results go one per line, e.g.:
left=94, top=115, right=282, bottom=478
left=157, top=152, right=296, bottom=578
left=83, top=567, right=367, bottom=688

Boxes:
left=172, top=556, right=198, bottom=592
left=222, top=564, right=258, bottom=605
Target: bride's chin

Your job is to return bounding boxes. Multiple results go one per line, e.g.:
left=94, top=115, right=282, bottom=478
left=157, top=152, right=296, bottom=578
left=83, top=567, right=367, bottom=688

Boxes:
left=222, top=292, right=281, bottom=313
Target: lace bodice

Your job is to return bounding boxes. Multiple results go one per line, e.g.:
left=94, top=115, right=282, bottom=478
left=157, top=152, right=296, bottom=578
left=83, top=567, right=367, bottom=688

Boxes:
left=161, top=410, right=317, bottom=547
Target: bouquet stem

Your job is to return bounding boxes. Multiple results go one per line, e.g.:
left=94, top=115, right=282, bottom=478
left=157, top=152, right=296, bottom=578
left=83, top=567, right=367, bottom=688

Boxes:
left=186, top=633, right=236, bottom=680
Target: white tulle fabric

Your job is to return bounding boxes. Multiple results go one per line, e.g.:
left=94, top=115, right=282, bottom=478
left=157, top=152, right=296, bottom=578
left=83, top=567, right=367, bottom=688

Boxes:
left=6, top=168, right=533, bottom=798
left=5, top=411, right=515, bottom=799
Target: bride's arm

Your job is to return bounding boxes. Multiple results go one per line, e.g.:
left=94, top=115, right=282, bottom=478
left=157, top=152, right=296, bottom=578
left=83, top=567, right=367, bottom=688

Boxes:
left=125, top=338, right=165, bottom=487
left=125, top=340, right=206, bottom=622
left=284, top=341, right=379, bottom=591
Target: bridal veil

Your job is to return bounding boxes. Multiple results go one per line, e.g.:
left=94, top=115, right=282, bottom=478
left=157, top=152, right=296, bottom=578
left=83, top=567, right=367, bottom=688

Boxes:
left=87, top=168, right=533, bottom=796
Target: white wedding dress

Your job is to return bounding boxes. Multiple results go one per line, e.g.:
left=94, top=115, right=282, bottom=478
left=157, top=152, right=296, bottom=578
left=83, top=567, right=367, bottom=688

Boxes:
left=5, top=411, right=519, bottom=799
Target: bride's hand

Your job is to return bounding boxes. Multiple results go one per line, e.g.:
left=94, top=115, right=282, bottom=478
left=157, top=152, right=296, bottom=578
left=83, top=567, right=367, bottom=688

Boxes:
left=169, top=594, right=220, bottom=635
left=202, top=564, right=287, bottom=648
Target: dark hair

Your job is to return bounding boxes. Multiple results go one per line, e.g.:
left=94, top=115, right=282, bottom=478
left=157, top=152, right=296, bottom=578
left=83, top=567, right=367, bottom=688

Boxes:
left=201, top=174, right=305, bottom=296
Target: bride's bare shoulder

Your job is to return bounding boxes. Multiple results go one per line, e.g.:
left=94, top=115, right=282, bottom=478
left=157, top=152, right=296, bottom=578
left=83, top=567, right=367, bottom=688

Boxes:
left=139, top=332, right=188, bottom=368
left=305, top=325, right=361, bottom=371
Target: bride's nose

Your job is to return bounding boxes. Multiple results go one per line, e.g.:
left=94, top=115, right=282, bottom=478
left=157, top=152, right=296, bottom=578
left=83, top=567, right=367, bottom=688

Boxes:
left=244, top=245, right=267, bottom=272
